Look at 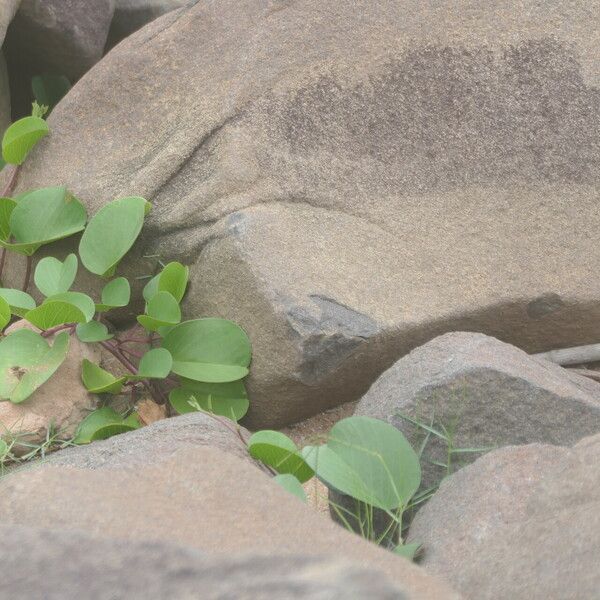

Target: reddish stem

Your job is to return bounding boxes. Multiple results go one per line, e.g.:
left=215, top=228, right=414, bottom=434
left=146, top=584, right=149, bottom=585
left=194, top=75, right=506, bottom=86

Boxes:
left=22, top=255, right=32, bottom=292
left=41, top=323, right=76, bottom=338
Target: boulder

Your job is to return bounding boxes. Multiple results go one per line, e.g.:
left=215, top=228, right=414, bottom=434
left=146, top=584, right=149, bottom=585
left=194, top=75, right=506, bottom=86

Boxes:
left=5, top=0, right=114, bottom=81
left=40, top=410, right=255, bottom=469
left=107, top=0, right=191, bottom=48
left=355, top=332, right=600, bottom=488
left=0, top=321, right=100, bottom=455
left=0, top=445, right=460, bottom=600
left=408, top=434, right=600, bottom=600
left=6, top=0, right=600, bottom=427
left=0, top=53, right=10, bottom=132
left=0, top=0, right=19, bottom=43
left=0, top=525, right=410, bottom=600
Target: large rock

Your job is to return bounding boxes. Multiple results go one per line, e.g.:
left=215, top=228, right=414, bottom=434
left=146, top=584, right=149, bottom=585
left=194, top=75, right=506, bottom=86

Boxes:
left=408, top=435, right=600, bottom=600
left=0, top=525, right=409, bottom=599
left=0, top=321, right=100, bottom=455
left=0, top=0, right=19, bottom=42
left=0, top=53, right=10, bottom=132
left=6, top=0, right=600, bottom=427
left=356, top=332, right=600, bottom=488
left=0, top=445, right=459, bottom=599
left=5, top=0, right=114, bottom=81
left=107, top=0, right=191, bottom=48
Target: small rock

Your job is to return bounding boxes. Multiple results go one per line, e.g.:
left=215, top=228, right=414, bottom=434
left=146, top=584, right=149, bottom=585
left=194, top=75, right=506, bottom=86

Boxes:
left=356, top=332, right=600, bottom=488
left=0, top=320, right=99, bottom=455
left=0, top=524, right=409, bottom=599
left=408, top=434, right=600, bottom=600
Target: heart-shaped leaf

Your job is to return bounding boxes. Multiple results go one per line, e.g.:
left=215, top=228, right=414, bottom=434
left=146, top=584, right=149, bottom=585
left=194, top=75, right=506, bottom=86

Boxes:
left=45, top=292, right=95, bottom=322
left=81, top=359, right=127, bottom=394
left=95, top=277, right=130, bottom=312
left=0, top=288, right=36, bottom=318
left=157, top=262, right=189, bottom=303
left=273, top=474, right=307, bottom=502
left=34, top=254, right=78, bottom=297
left=24, top=300, right=86, bottom=329
left=1, top=116, right=49, bottom=165
left=79, top=196, right=150, bottom=276
left=3, top=187, right=87, bottom=255
left=168, top=379, right=249, bottom=422
left=161, top=318, right=251, bottom=383
left=75, top=321, right=113, bottom=343
left=248, top=430, right=314, bottom=483
left=136, top=291, right=181, bottom=332
left=0, top=329, right=69, bottom=403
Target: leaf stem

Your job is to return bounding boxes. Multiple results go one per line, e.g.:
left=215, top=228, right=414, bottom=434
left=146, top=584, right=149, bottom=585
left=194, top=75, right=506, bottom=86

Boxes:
left=41, top=323, right=76, bottom=338
left=22, top=255, right=32, bottom=292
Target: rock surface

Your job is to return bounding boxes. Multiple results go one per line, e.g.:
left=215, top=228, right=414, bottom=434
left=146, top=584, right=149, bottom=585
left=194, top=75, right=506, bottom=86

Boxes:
left=40, top=410, right=255, bottom=469
left=0, top=0, right=19, bottom=43
left=7, top=0, right=600, bottom=426
left=107, top=0, right=191, bottom=48
left=0, top=321, right=99, bottom=455
left=408, top=435, right=600, bottom=600
left=0, top=524, right=409, bottom=600
left=0, top=445, right=459, bottom=600
left=0, top=53, right=10, bottom=132
left=356, top=332, right=600, bottom=488
left=5, top=0, right=114, bottom=81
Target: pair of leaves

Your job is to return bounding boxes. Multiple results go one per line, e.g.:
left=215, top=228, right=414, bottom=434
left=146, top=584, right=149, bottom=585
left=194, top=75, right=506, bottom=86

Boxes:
left=0, top=329, right=69, bottom=403
left=302, top=416, right=421, bottom=511
left=0, top=187, right=86, bottom=255
left=73, top=406, right=140, bottom=444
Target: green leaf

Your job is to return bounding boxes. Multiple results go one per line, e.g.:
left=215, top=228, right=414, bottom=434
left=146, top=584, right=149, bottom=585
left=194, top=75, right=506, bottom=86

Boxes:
left=393, top=543, right=421, bottom=561
left=24, top=301, right=86, bottom=329
left=0, top=330, right=69, bottom=403
left=122, top=413, right=141, bottom=428
left=302, top=416, right=421, bottom=511
left=0, top=288, right=36, bottom=318
left=1, top=116, right=49, bottom=165
left=75, top=321, right=113, bottom=343
left=79, top=197, right=150, bottom=276
left=248, top=430, right=314, bottom=483
left=34, top=254, right=78, bottom=296
left=0, top=296, right=11, bottom=331
left=273, top=474, right=307, bottom=502
left=81, top=359, right=126, bottom=394
left=133, top=348, right=172, bottom=379
left=95, top=277, right=130, bottom=312
left=0, top=197, right=15, bottom=240
left=169, top=379, right=249, bottom=422
left=136, top=291, right=181, bottom=332
left=157, top=262, right=189, bottom=303
left=45, top=292, right=95, bottom=322
left=161, top=318, right=251, bottom=383
left=73, top=407, right=124, bottom=444
left=0, top=438, right=8, bottom=459
left=142, top=274, right=160, bottom=303
left=31, top=74, right=71, bottom=113
left=90, top=423, right=137, bottom=441
left=4, top=187, right=86, bottom=255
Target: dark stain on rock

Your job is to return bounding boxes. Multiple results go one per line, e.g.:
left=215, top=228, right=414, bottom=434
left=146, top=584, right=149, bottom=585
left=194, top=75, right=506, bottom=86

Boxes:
left=280, top=38, right=600, bottom=189
left=527, top=293, right=565, bottom=319
left=286, top=295, right=380, bottom=384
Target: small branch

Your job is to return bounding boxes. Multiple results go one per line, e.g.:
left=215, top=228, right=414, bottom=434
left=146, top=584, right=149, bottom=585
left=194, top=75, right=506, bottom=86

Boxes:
left=99, top=340, right=138, bottom=374
left=1, top=165, right=21, bottom=197
left=41, top=323, right=76, bottom=338
left=22, top=255, right=32, bottom=292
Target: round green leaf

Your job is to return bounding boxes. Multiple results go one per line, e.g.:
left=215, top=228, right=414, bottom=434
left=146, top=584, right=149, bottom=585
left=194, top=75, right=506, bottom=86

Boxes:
left=79, top=196, right=150, bottom=276
left=161, top=318, right=251, bottom=383
left=81, top=359, right=126, bottom=394
left=248, top=430, right=314, bottom=483
left=0, top=296, right=10, bottom=331
left=2, top=116, right=49, bottom=165
left=96, top=277, right=131, bottom=312
left=0, top=288, right=36, bottom=317
left=168, top=380, right=249, bottom=422
left=273, top=474, right=307, bottom=502
left=8, top=187, right=86, bottom=251
left=136, top=291, right=181, bottom=332
left=46, top=292, right=95, bottom=322
left=24, top=301, right=86, bottom=329
left=0, top=330, right=69, bottom=403
left=158, top=262, right=189, bottom=302
left=142, top=274, right=159, bottom=303
left=75, top=321, right=113, bottom=343
left=133, top=348, right=173, bottom=379
left=73, top=407, right=125, bottom=444
left=34, top=254, right=78, bottom=297
left=90, top=423, right=137, bottom=441
left=0, top=197, right=15, bottom=241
